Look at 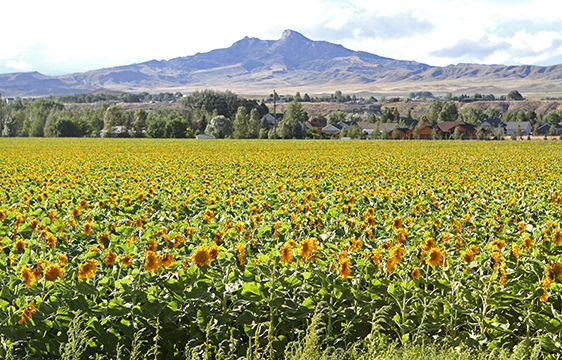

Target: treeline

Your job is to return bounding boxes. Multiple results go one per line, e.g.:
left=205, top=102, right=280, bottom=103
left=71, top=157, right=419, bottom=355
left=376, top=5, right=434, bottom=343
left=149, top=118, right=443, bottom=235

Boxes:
left=54, top=92, right=184, bottom=104
left=1, top=90, right=561, bottom=139
left=0, top=90, right=274, bottom=139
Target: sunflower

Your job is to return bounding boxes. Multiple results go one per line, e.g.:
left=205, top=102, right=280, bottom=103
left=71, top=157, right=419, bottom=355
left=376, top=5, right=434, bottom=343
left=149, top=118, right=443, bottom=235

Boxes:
left=78, top=259, right=97, bottom=279
left=236, top=243, right=246, bottom=265
left=121, top=254, right=132, bottom=267
left=104, top=249, right=117, bottom=266
left=280, top=243, right=293, bottom=264
left=14, top=238, right=26, bottom=252
left=512, top=243, right=519, bottom=260
left=0, top=209, right=6, bottom=222
left=159, top=253, right=174, bottom=268
left=145, top=239, right=158, bottom=252
left=82, top=221, right=92, bottom=235
left=371, top=249, right=381, bottom=269
left=411, top=266, right=420, bottom=280
left=144, top=251, right=159, bottom=272
left=300, top=238, right=313, bottom=258
left=57, top=254, right=68, bottom=266
left=339, top=258, right=351, bottom=278
left=192, top=245, right=211, bottom=267
left=522, top=236, right=532, bottom=251
left=461, top=249, right=475, bottom=263
left=21, top=266, right=33, bottom=287
left=209, top=244, right=220, bottom=260
left=18, top=301, right=37, bottom=324
left=45, top=264, right=63, bottom=281
left=32, top=263, right=44, bottom=281
left=426, top=248, right=443, bottom=267
left=392, top=217, right=402, bottom=229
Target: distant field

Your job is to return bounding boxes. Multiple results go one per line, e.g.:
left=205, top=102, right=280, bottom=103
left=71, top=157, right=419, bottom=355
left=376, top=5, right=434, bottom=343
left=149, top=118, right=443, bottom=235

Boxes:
left=1, top=139, right=562, bottom=359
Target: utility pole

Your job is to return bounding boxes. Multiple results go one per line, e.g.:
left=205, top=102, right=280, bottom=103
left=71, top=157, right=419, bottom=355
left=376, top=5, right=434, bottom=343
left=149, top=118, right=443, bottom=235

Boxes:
left=273, top=89, right=277, bottom=132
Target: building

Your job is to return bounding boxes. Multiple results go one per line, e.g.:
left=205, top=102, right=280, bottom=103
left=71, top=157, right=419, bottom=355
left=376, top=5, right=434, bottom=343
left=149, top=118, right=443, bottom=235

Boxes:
left=505, top=122, right=532, bottom=136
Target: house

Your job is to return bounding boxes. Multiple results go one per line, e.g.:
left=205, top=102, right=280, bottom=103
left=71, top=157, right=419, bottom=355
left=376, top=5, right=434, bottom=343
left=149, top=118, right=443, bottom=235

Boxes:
left=408, top=125, right=433, bottom=140
left=357, top=121, right=378, bottom=135
left=400, top=118, right=418, bottom=128
left=437, top=121, right=476, bottom=139
left=261, top=114, right=277, bottom=128
left=321, top=124, right=341, bottom=135
left=337, top=121, right=350, bottom=130
left=480, top=118, right=505, bottom=137
left=389, top=128, right=410, bottom=140
left=480, top=118, right=504, bottom=130
left=505, top=122, right=531, bottom=136
left=378, top=122, right=398, bottom=132
left=196, top=133, right=216, bottom=139
left=536, top=123, right=562, bottom=136
left=309, top=117, right=327, bottom=128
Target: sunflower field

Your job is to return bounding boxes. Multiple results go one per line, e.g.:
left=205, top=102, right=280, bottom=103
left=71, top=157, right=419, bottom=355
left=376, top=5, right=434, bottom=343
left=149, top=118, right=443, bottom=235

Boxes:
left=0, top=138, right=561, bottom=359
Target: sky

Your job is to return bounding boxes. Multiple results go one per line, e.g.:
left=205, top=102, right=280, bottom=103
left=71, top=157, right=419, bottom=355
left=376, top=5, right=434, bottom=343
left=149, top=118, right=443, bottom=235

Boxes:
left=1, top=0, right=561, bottom=75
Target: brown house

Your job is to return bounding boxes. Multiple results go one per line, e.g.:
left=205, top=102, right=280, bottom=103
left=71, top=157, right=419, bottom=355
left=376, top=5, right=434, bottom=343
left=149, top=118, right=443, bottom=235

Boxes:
left=408, top=125, right=433, bottom=140
left=437, top=121, right=476, bottom=139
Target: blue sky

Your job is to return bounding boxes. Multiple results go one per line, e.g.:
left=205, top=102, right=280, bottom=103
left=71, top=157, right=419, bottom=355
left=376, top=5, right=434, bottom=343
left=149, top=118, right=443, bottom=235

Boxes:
left=1, top=0, right=560, bottom=75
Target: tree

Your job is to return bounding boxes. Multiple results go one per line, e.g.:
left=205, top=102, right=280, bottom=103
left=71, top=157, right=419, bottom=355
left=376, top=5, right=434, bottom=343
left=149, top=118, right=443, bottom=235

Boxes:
left=438, top=102, right=458, bottom=122
left=507, top=90, right=524, bottom=100
left=165, top=117, right=189, bottom=138
left=452, top=126, right=463, bottom=140
left=1, top=115, right=18, bottom=137
left=248, top=109, right=260, bottom=138
left=426, top=100, right=443, bottom=125
left=346, top=125, right=362, bottom=139
left=29, top=99, right=64, bottom=137
left=101, top=105, right=127, bottom=137
left=475, top=128, right=485, bottom=140
left=277, top=100, right=307, bottom=139
left=146, top=115, right=167, bottom=138
left=431, top=127, right=441, bottom=140
left=380, top=108, right=400, bottom=123
left=233, top=106, right=249, bottom=139
left=53, top=118, right=82, bottom=137
left=327, top=111, right=347, bottom=125
left=546, top=110, right=561, bottom=125
left=205, top=115, right=233, bottom=138
left=129, top=110, right=147, bottom=137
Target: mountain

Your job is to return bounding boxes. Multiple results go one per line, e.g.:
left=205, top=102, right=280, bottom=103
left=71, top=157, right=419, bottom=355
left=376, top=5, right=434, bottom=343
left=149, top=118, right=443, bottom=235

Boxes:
left=1, top=29, right=562, bottom=97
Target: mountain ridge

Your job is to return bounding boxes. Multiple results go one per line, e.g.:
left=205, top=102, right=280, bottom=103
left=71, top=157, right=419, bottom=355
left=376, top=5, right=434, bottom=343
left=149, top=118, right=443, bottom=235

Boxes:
left=1, top=29, right=561, bottom=97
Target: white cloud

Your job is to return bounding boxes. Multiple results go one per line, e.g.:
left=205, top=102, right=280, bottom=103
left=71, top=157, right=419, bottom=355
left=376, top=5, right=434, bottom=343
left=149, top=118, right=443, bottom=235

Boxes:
left=0, top=0, right=560, bottom=75
left=5, top=60, right=32, bottom=71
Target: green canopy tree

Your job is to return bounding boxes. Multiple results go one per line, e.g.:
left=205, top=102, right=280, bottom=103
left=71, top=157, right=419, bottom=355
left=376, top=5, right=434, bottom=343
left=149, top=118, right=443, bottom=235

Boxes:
left=101, top=105, right=127, bottom=137
left=233, top=106, right=249, bottom=139
left=277, top=100, right=307, bottom=139
left=205, top=115, right=233, bottom=138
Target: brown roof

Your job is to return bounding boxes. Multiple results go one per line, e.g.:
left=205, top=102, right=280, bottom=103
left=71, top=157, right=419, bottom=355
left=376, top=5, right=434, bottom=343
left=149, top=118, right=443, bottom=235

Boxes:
left=437, top=121, right=465, bottom=133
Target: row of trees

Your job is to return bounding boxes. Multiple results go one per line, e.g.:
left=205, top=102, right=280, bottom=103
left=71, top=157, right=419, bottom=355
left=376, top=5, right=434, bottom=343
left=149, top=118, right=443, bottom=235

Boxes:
left=1, top=91, right=561, bottom=139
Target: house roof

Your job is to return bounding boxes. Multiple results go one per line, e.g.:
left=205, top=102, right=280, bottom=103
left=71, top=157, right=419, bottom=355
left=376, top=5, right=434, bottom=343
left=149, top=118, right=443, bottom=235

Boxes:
left=321, top=124, right=341, bottom=133
left=309, top=117, right=327, bottom=127
left=505, top=122, right=531, bottom=130
left=378, top=123, right=398, bottom=132
left=337, top=121, right=350, bottom=129
left=480, top=118, right=504, bottom=127
left=196, top=133, right=216, bottom=139
left=357, top=121, right=377, bottom=130
left=401, top=118, right=418, bottom=128
left=437, top=121, right=465, bottom=133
